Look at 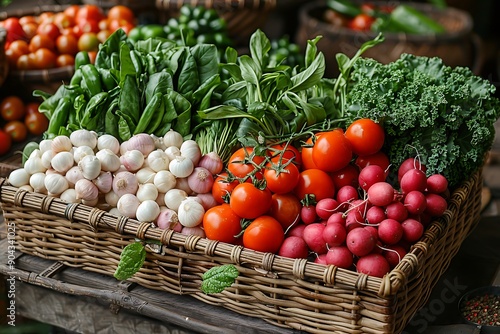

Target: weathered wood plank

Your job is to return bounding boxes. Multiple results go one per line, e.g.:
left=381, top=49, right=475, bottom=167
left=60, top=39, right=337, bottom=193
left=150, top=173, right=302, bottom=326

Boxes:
left=0, top=239, right=303, bottom=334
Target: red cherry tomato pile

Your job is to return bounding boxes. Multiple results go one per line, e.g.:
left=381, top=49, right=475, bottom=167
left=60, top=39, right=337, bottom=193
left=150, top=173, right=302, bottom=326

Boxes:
left=202, top=118, right=450, bottom=278
left=1, top=4, right=136, bottom=71
left=0, top=95, right=47, bottom=155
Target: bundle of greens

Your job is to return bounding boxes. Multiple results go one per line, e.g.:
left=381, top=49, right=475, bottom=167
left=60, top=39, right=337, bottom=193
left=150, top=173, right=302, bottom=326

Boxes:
left=343, top=53, right=500, bottom=187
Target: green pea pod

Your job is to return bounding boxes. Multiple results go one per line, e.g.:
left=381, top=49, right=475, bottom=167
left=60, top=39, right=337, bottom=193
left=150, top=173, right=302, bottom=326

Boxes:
left=81, top=64, right=103, bottom=96
left=80, top=92, right=108, bottom=129
left=130, top=49, right=143, bottom=74
left=326, top=0, right=361, bottom=17
left=389, top=5, right=445, bottom=34
left=46, top=96, right=72, bottom=139
left=70, top=68, right=83, bottom=86
left=134, top=92, right=162, bottom=135
left=98, top=68, right=117, bottom=91
left=75, top=51, right=91, bottom=70
left=145, top=97, right=165, bottom=134
left=105, top=100, right=120, bottom=139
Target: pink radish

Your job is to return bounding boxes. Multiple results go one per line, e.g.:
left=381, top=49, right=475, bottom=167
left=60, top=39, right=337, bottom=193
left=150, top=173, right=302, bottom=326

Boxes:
left=288, top=224, right=306, bottom=238
left=377, top=218, right=403, bottom=245
left=425, top=193, right=448, bottom=217
left=322, top=222, right=347, bottom=247
left=401, top=218, right=424, bottom=243
left=398, top=157, right=427, bottom=182
left=366, top=206, right=386, bottom=225
left=385, top=201, right=408, bottom=222
left=325, top=246, right=353, bottom=269
left=346, top=227, right=376, bottom=257
left=382, top=244, right=407, bottom=268
left=314, top=253, right=328, bottom=264
left=367, top=182, right=396, bottom=206
left=278, top=236, right=309, bottom=259
left=326, top=212, right=346, bottom=226
left=301, top=205, right=317, bottom=225
left=345, top=210, right=364, bottom=232
left=400, top=168, right=427, bottom=194
left=303, top=223, right=328, bottom=254
left=356, top=253, right=391, bottom=278
left=359, top=165, right=386, bottom=191
left=336, top=185, right=359, bottom=209
left=364, top=225, right=379, bottom=240
left=315, top=198, right=340, bottom=220
left=426, top=174, right=448, bottom=194
left=404, top=190, right=427, bottom=215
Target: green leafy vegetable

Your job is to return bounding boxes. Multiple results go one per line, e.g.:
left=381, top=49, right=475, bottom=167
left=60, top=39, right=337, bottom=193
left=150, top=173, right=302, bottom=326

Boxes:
left=201, top=264, right=239, bottom=294
left=343, top=53, right=500, bottom=187
left=114, top=241, right=146, bottom=281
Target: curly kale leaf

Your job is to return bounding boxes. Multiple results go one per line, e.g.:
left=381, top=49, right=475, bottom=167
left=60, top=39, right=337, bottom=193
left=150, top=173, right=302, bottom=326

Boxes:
left=344, top=54, right=500, bottom=187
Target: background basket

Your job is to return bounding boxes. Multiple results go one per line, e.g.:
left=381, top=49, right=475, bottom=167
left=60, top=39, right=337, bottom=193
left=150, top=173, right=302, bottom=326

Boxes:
left=295, top=1, right=480, bottom=77
left=155, top=0, right=277, bottom=46
left=0, top=164, right=483, bottom=333
left=0, top=5, right=75, bottom=96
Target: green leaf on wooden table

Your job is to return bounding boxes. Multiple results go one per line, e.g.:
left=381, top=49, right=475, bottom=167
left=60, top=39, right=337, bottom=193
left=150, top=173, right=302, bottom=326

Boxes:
left=201, top=264, right=239, bottom=294
left=114, top=241, right=146, bottom=281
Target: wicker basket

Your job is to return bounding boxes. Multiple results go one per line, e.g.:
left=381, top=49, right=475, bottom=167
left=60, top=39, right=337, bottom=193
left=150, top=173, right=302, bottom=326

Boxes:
left=155, top=0, right=277, bottom=46
left=0, top=163, right=483, bottom=333
left=295, top=1, right=480, bottom=77
left=0, top=5, right=75, bottom=95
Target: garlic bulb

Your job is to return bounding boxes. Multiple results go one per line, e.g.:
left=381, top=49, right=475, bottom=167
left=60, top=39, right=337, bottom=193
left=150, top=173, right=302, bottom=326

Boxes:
left=78, top=155, right=101, bottom=180
left=96, top=149, right=121, bottom=172
left=8, top=168, right=30, bottom=187
left=73, top=145, right=95, bottom=164
left=136, top=200, right=161, bottom=222
left=177, top=198, right=205, bottom=227
left=51, top=151, right=75, bottom=173
left=163, top=129, right=183, bottom=148
left=97, top=134, right=120, bottom=154
left=44, top=173, right=69, bottom=196
left=70, top=129, right=98, bottom=149
left=169, top=155, right=194, bottom=178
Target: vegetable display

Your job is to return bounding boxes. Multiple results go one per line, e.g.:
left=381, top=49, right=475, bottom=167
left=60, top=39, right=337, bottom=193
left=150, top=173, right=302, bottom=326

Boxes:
left=9, top=25, right=500, bottom=284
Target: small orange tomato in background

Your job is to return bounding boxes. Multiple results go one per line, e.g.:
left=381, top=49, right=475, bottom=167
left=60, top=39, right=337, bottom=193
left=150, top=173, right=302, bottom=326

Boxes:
left=25, top=109, right=49, bottom=135
left=56, top=34, right=79, bottom=55
left=4, top=120, right=28, bottom=142
left=0, top=96, right=25, bottom=121
left=107, top=5, right=135, bottom=23
left=32, top=48, right=57, bottom=69
left=78, top=32, right=99, bottom=52
left=55, top=54, right=75, bottom=67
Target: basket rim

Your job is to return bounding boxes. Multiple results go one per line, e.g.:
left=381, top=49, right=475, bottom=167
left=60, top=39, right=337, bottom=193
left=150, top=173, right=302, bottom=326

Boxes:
left=0, top=166, right=482, bottom=298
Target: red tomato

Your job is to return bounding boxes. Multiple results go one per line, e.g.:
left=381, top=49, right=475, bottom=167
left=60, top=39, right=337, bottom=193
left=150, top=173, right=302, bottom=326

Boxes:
left=4, top=120, right=28, bottom=142
left=8, top=40, right=29, bottom=56
left=107, top=5, right=135, bottom=24
left=294, top=168, right=335, bottom=202
left=16, top=54, right=32, bottom=70
left=212, top=172, right=239, bottom=204
left=78, top=19, right=100, bottom=34
left=227, top=146, right=265, bottom=179
left=300, top=135, right=319, bottom=170
left=269, top=193, right=302, bottom=231
left=0, top=96, right=25, bottom=121
left=3, top=17, right=26, bottom=43
left=203, top=204, right=242, bottom=244
left=53, top=12, right=74, bottom=30
left=77, top=32, right=99, bottom=52
left=55, top=54, right=75, bottom=67
left=0, top=130, right=12, bottom=155
left=243, top=216, right=284, bottom=254
left=24, top=108, right=49, bottom=135
left=22, top=22, right=38, bottom=40
left=63, top=5, right=81, bottom=19
left=263, top=158, right=300, bottom=194
left=37, top=22, right=61, bottom=40
left=330, top=163, right=360, bottom=189
left=56, top=34, right=79, bottom=55
left=312, top=129, right=352, bottom=173
left=349, top=13, right=376, bottom=31
left=230, top=182, right=272, bottom=219
left=355, top=151, right=390, bottom=172
left=5, top=48, right=23, bottom=69
left=345, top=118, right=385, bottom=156
left=29, top=34, right=55, bottom=52
left=76, top=5, right=105, bottom=24
left=32, top=48, right=57, bottom=69
left=25, top=101, right=40, bottom=115
left=267, top=142, right=302, bottom=167
left=19, top=16, right=37, bottom=26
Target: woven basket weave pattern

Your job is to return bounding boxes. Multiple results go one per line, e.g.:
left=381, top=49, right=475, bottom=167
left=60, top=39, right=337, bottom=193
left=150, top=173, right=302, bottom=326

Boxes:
left=0, top=166, right=483, bottom=333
